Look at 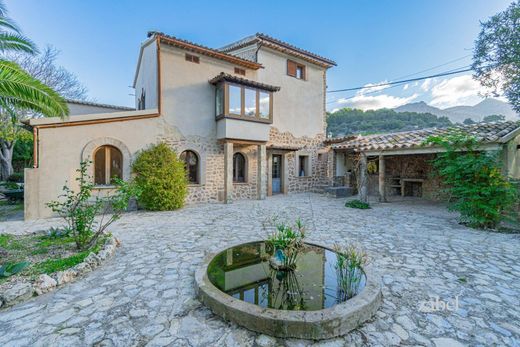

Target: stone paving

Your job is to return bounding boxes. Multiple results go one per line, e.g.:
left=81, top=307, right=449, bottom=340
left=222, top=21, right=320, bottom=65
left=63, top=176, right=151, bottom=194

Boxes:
left=0, top=193, right=519, bottom=346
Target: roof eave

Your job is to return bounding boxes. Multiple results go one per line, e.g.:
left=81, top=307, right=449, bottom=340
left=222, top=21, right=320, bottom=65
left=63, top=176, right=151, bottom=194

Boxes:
left=155, top=33, right=263, bottom=70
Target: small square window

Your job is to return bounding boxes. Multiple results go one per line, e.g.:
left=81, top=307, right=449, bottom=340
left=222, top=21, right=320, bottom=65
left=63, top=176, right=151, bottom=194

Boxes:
left=287, top=60, right=306, bottom=80
left=234, top=67, right=246, bottom=76
left=185, top=53, right=200, bottom=64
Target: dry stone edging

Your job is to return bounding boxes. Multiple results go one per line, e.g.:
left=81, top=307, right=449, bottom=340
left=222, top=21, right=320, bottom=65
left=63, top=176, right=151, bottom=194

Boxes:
left=0, top=235, right=120, bottom=309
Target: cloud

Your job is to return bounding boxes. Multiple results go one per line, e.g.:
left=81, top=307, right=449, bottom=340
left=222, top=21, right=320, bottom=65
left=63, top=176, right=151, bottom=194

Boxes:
left=337, top=93, right=418, bottom=111
left=421, top=78, right=433, bottom=91
left=429, top=74, right=489, bottom=108
left=358, top=80, right=390, bottom=95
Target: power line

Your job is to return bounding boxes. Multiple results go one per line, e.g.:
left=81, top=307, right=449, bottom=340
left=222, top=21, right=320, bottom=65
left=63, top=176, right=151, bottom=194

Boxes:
left=326, top=65, right=472, bottom=105
left=327, top=67, right=473, bottom=93
left=392, top=54, right=472, bottom=80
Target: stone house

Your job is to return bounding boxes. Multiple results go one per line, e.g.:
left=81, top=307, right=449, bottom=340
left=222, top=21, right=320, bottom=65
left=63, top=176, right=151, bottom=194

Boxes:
left=328, top=121, right=520, bottom=201
left=23, top=32, right=336, bottom=219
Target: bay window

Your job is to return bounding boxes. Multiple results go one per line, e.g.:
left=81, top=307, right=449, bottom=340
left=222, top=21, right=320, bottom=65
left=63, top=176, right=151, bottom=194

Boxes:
left=214, top=82, right=273, bottom=122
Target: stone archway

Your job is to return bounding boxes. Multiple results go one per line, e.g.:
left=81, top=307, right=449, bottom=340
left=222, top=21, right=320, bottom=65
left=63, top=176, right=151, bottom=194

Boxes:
left=81, top=137, right=132, bottom=181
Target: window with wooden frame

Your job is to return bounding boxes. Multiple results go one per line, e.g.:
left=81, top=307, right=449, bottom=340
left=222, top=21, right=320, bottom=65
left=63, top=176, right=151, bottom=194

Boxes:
left=94, top=145, right=123, bottom=185
left=233, top=153, right=246, bottom=183
left=180, top=150, right=199, bottom=184
left=297, top=155, right=311, bottom=177
left=287, top=60, right=306, bottom=80
left=185, top=53, right=200, bottom=64
left=215, top=83, right=273, bottom=122
left=234, top=67, right=246, bottom=76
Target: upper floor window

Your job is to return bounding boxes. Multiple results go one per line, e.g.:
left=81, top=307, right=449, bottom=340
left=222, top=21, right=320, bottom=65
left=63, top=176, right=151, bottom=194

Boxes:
left=137, top=89, right=146, bottom=110
left=180, top=150, right=199, bottom=184
left=94, top=145, right=123, bottom=185
left=185, top=53, right=200, bottom=64
left=287, top=60, right=306, bottom=80
left=234, top=67, right=246, bottom=76
left=215, top=83, right=272, bottom=121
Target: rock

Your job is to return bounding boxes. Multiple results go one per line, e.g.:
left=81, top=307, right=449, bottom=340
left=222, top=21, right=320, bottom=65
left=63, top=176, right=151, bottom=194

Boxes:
left=84, top=253, right=101, bottom=267
left=33, top=274, right=57, bottom=295
left=1, top=282, right=33, bottom=305
left=392, top=324, right=409, bottom=340
left=73, top=262, right=92, bottom=275
left=54, top=269, right=77, bottom=285
left=432, top=337, right=465, bottom=347
left=255, top=334, right=277, bottom=347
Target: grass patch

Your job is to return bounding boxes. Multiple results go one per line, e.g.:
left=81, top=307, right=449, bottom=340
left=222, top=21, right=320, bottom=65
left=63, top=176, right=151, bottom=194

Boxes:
left=345, top=199, right=371, bottom=209
left=0, top=231, right=109, bottom=282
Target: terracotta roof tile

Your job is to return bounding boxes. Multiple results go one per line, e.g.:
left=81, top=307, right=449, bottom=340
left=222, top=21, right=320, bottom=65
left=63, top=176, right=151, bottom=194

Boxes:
left=209, top=72, right=281, bottom=92
left=331, top=121, right=520, bottom=152
left=219, top=33, right=337, bottom=67
left=148, top=32, right=262, bottom=69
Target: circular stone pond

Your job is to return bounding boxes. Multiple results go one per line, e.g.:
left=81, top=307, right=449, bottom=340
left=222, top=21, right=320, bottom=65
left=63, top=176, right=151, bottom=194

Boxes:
left=195, top=241, right=382, bottom=340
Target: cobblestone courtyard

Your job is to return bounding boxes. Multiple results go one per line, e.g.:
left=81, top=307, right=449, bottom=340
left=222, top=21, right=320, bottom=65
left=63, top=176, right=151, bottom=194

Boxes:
left=0, top=194, right=519, bottom=346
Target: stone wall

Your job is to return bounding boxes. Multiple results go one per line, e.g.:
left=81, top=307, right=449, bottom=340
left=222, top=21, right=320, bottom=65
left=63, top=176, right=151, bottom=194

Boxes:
left=159, top=127, right=330, bottom=204
left=268, top=128, right=330, bottom=194
left=365, top=154, right=444, bottom=200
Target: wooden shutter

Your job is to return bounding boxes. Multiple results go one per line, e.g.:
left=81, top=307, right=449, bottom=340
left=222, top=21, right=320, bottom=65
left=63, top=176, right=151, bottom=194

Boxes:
left=287, top=60, right=297, bottom=77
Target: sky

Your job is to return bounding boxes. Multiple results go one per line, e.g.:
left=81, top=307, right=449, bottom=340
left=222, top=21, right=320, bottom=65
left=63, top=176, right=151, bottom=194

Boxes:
left=6, top=0, right=513, bottom=110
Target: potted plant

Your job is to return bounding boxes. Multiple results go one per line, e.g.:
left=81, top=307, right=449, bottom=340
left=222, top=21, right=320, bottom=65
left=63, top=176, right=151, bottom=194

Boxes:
left=266, top=218, right=305, bottom=271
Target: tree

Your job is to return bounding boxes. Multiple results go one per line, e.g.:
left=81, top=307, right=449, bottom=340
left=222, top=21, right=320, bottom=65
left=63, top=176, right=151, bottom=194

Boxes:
left=472, top=1, right=520, bottom=113
left=0, top=1, right=69, bottom=179
left=6, top=46, right=88, bottom=101
left=463, top=118, right=475, bottom=125
left=482, top=114, right=506, bottom=123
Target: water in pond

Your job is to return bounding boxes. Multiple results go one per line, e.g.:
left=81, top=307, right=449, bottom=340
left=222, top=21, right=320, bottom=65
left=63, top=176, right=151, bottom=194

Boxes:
left=207, top=241, right=366, bottom=311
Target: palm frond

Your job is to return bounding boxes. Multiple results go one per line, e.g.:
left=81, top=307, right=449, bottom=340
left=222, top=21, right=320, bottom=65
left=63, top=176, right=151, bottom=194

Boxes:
left=0, top=33, right=36, bottom=54
left=0, top=60, right=68, bottom=118
left=0, top=1, right=8, bottom=21
left=0, top=17, right=20, bottom=33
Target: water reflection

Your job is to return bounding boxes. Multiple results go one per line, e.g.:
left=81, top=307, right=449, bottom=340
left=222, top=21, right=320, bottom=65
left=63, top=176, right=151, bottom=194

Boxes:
left=207, top=241, right=366, bottom=311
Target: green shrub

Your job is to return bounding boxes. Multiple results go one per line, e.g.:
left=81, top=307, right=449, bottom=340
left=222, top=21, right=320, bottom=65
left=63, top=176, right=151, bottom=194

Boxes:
left=425, top=131, right=517, bottom=229
left=345, top=199, right=371, bottom=209
left=47, top=161, right=140, bottom=250
left=132, top=143, right=187, bottom=211
left=7, top=173, right=23, bottom=183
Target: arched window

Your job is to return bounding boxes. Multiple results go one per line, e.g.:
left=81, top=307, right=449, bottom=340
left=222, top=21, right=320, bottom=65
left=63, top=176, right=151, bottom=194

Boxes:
left=94, top=145, right=123, bottom=185
left=180, top=150, right=199, bottom=184
left=233, top=153, right=246, bottom=183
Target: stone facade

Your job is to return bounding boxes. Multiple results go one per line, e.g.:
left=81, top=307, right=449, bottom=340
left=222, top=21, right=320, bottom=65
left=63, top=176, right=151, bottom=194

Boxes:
left=159, top=127, right=331, bottom=205
left=337, top=153, right=445, bottom=200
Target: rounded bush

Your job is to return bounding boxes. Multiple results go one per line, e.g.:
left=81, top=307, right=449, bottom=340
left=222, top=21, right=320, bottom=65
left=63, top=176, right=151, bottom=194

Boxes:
left=132, top=143, right=188, bottom=211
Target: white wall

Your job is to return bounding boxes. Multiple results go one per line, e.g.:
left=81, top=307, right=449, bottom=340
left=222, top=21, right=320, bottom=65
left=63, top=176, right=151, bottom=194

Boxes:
left=134, top=40, right=158, bottom=110
left=256, top=47, right=326, bottom=138
left=159, top=45, right=257, bottom=138
left=67, top=102, right=132, bottom=116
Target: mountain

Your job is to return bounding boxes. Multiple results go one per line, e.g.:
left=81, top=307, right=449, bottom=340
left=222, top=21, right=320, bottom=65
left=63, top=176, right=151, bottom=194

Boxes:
left=394, top=99, right=518, bottom=123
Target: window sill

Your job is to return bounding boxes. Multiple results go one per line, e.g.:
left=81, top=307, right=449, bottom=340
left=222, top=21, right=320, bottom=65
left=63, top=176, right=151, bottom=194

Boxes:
left=187, top=183, right=202, bottom=187
left=297, top=176, right=312, bottom=178
left=93, top=185, right=117, bottom=190
left=233, top=182, right=249, bottom=185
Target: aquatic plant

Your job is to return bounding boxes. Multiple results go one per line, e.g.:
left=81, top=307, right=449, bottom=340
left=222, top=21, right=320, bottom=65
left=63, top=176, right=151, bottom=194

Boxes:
left=266, top=218, right=305, bottom=271
left=334, top=243, right=367, bottom=300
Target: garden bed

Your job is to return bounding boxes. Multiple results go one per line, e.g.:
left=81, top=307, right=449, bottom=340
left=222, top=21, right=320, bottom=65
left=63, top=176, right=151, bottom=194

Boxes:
left=0, top=231, right=119, bottom=309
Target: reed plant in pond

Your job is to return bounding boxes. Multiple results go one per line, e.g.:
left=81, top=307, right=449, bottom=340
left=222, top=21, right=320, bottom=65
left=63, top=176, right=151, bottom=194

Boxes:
left=334, top=243, right=367, bottom=300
